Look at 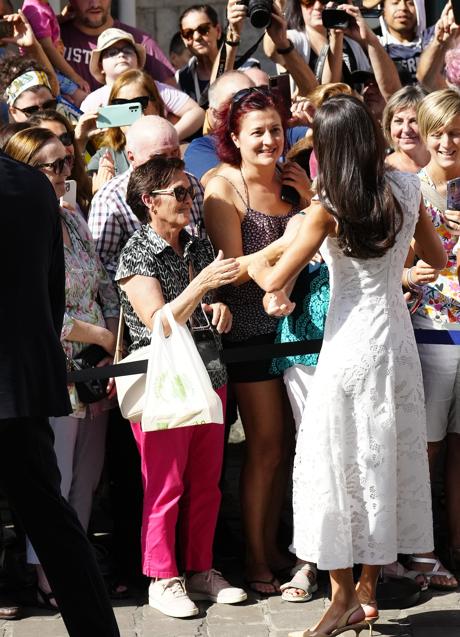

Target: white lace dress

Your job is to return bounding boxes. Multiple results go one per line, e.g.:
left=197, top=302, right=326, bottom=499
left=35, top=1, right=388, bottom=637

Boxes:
left=292, top=171, right=434, bottom=570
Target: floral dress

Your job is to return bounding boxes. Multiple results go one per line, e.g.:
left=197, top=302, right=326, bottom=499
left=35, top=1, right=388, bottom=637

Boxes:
left=415, top=170, right=460, bottom=327
left=60, top=207, right=119, bottom=413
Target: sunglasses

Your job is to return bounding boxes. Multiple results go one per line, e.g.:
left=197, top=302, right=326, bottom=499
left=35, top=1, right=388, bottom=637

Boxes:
left=15, top=99, right=58, bottom=116
left=303, top=0, right=327, bottom=7
left=111, top=96, right=151, bottom=111
left=102, top=44, right=136, bottom=59
left=35, top=155, right=72, bottom=175
left=150, top=185, right=195, bottom=202
left=181, top=23, right=212, bottom=41
left=58, top=130, right=75, bottom=147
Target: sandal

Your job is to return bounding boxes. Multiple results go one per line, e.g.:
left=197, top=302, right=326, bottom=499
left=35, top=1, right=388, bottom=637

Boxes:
left=381, top=561, right=428, bottom=591
left=361, top=600, right=379, bottom=630
left=37, top=586, right=58, bottom=610
left=407, top=556, right=458, bottom=591
left=244, top=575, right=280, bottom=596
left=280, top=562, right=318, bottom=603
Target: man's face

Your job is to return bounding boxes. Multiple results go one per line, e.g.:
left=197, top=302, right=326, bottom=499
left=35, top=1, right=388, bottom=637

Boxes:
left=71, top=0, right=112, bottom=29
left=383, top=0, right=417, bottom=39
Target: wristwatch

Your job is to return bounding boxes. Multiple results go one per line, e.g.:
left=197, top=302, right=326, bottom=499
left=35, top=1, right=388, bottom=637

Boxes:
left=276, top=39, right=294, bottom=55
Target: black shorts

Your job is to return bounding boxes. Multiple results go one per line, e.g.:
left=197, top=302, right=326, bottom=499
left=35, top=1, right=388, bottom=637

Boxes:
left=223, top=332, right=283, bottom=383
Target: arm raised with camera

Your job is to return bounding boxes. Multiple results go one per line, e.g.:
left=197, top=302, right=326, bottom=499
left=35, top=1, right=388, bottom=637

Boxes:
left=417, top=2, right=459, bottom=91
left=264, top=3, right=317, bottom=96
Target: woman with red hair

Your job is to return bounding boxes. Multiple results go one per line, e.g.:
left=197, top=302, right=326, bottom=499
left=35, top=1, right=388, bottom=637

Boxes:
left=204, top=86, right=311, bottom=594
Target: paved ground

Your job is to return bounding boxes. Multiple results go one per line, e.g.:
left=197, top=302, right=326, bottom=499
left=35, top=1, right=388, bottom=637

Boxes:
left=1, top=426, right=460, bottom=636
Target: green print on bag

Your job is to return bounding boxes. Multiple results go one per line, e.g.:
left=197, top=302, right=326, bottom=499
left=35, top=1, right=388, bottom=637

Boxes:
left=153, top=372, right=191, bottom=403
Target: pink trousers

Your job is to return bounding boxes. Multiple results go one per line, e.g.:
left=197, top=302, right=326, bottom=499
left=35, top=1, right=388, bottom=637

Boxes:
left=131, top=385, right=226, bottom=578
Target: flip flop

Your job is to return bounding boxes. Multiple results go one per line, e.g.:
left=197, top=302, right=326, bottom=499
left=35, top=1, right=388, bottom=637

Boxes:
left=280, top=563, right=318, bottom=602
left=245, top=576, right=280, bottom=596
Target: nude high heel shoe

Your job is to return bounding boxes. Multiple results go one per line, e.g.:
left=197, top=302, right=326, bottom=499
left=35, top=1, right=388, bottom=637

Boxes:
left=288, top=604, right=368, bottom=637
left=361, top=601, right=379, bottom=636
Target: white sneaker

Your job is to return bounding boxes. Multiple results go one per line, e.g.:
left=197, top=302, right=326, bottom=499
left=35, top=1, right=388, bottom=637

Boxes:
left=186, top=569, right=248, bottom=604
left=148, top=577, right=199, bottom=618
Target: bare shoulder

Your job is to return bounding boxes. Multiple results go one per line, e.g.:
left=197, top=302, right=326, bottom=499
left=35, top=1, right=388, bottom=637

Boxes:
left=204, top=164, right=239, bottom=196
left=303, top=200, right=336, bottom=233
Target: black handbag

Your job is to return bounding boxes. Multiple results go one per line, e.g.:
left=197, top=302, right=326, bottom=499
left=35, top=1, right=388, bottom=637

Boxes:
left=69, top=344, right=109, bottom=404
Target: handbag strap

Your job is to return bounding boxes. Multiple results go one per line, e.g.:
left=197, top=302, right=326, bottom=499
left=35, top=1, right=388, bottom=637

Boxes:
left=114, top=306, right=125, bottom=364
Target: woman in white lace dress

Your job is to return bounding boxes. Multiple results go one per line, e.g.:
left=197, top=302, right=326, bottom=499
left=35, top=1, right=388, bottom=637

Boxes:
left=248, top=95, right=446, bottom=637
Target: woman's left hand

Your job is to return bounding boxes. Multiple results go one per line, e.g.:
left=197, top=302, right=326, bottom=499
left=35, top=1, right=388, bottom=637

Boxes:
left=202, top=302, right=233, bottom=334
left=263, top=290, right=296, bottom=317
left=281, top=161, right=312, bottom=203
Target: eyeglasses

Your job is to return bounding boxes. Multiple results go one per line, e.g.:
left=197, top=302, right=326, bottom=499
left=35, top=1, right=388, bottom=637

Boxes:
left=181, top=23, right=212, bottom=41
left=15, top=99, right=58, bottom=116
left=102, top=44, right=136, bottom=59
left=150, top=185, right=196, bottom=202
left=111, top=96, right=151, bottom=111
left=58, top=130, right=75, bottom=147
left=303, top=0, right=327, bottom=7
left=35, top=155, right=72, bottom=175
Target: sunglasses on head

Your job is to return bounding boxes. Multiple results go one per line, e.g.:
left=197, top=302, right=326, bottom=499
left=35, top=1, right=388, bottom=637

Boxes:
left=35, top=155, right=72, bottom=175
left=58, top=130, right=75, bottom=147
left=111, top=96, right=151, bottom=111
left=15, top=99, right=58, bottom=116
left=150, top=185, right=195, bottom=202
left=102, top=44, right=136, bottom=59
left=181, top=23, right=212, bottom=41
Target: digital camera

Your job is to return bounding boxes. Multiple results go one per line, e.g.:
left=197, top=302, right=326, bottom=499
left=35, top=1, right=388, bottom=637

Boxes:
left=241, top=0, right=272, bottom=30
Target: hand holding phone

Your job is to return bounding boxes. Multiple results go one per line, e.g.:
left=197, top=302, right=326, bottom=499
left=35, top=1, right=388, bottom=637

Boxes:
left=60, top=179, right=77, bottom=209
left=96, top=103, right=143, bottom=129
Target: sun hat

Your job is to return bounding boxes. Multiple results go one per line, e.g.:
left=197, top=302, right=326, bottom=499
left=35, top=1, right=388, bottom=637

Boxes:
left=89, top=28, right=146, bottom=84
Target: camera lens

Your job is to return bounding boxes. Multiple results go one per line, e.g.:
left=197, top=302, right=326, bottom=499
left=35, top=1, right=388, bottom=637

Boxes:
left=247, top=0, right=272, bottom=29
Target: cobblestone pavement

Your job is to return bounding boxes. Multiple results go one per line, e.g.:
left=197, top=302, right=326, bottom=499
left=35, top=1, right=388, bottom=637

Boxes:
left=1, top=586, right=459, bottom=636
left=1, top=427, right=460, bottom=636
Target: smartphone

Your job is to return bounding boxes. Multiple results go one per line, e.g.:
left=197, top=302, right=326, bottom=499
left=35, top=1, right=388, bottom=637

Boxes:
left=361, top=9, right=382, bottom=19
left=447, top=177, right=460, bottom=210
left=60, top=179, right=77, bottom=208
left=453, top=0, right=460, bottom=26
left=96, top=103, right=142, bottom=129
left=0, top=19, right=14, bottom=39
left=269, top=73, right=291, bottom=112
left=322, top=9, right=350, bottom=30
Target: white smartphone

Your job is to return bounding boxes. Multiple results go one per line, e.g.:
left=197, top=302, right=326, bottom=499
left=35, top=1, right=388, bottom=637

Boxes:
left=96, top=103, right=143, bottom=129
left=60, top=179, right=77, bottom=209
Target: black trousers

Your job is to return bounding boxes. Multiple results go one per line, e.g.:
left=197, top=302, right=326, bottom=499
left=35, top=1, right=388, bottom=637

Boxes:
left=0, top=416, right=119, bottom=637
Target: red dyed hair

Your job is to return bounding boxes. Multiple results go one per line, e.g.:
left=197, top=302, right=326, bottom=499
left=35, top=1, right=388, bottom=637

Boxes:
left=214, top=87, right=290, bottom=166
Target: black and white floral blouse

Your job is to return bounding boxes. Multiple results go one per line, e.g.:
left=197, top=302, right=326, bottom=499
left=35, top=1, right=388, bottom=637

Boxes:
left=115, top=225, right=227, bottom=390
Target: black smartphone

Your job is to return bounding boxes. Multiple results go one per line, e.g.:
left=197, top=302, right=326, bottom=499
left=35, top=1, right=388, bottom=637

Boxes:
left=0, top=19, right=13, bottom=39
left=322, top=8, right=350, bottom=30
left=269, top=73, right=291, bottom=112
left=453, top=0, right=460, bottom=26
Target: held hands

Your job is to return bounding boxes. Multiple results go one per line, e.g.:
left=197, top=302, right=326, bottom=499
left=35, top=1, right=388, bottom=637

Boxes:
left=202, top=302, right=233, bottom=333
left=197, top=250, right=240, bottom=291
left=263, top=290, right=296, bottom=317
left=410, top=260, right=440, bottom=286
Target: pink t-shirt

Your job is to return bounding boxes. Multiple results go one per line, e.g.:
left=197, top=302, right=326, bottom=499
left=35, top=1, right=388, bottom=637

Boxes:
left=61, top=19, right=175, bottom=91
left=22, top=0, right=60, bottom=45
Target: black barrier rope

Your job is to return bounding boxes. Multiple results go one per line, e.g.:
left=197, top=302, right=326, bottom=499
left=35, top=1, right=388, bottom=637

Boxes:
left=66, top=329, right=460, bottom=384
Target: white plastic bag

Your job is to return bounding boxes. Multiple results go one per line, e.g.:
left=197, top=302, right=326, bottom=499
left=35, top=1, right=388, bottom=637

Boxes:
left=141, top=304, right=224, bottom=432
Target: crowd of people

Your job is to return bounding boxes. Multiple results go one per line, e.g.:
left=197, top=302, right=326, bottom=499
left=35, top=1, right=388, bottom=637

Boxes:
left=0, top=1, right=460, bottom=636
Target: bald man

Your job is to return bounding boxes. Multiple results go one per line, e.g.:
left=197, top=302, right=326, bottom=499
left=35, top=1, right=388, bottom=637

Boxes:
left=88, top=115, right=204, bottom=279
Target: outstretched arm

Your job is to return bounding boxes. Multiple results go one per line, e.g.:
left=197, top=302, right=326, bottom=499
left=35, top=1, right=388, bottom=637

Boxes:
left=413, top=200, right=448, bottom=270
left=248, top=202, right=334, bottom=292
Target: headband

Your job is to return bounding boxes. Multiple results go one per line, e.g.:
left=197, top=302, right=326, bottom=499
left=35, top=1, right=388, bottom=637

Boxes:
left=4, top=70, right=52, bottom=106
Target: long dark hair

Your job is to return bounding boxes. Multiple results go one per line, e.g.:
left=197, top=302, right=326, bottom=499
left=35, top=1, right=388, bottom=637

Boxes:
left=314, top=95, right=403, bottom=259
left=285, top=0, right=306, bottom=31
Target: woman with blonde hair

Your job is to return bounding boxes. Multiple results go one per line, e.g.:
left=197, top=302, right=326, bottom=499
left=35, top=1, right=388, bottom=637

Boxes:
left=404, top=88, right=460, bottom=588
left=382, top=85, right=429, bottom=174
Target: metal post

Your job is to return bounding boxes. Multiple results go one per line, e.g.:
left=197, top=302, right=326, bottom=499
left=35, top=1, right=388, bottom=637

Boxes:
left=118, top=2, right=137, bottom=27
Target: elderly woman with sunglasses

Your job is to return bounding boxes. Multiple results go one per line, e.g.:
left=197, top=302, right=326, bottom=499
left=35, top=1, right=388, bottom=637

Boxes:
left=4, top=126, right=119, bottom=609
left=116, top=155, right=247, bottom=618
left=204, top=85, right=312, bottom=595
